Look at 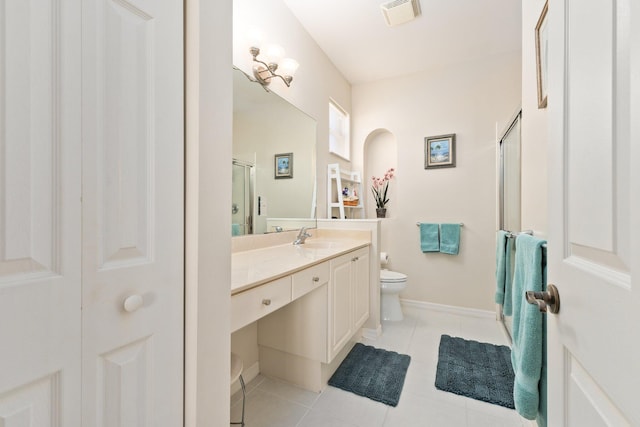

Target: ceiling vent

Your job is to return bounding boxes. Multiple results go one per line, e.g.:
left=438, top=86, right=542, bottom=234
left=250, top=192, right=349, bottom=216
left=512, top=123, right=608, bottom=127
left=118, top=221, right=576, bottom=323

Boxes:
left=380, top=0, right=421, bottom=27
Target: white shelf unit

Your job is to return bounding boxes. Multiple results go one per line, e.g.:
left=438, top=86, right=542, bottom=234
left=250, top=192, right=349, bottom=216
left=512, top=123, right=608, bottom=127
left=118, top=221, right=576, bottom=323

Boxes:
left=327, top=163, right=364, bottom=219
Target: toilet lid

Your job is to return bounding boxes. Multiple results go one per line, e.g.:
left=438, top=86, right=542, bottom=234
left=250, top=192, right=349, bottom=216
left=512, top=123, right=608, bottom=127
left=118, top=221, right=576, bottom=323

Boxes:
left=380, top=270, right=407, bottom=282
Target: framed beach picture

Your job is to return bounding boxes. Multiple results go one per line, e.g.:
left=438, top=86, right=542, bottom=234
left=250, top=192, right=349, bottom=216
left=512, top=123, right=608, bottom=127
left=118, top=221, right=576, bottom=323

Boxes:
left=274, top=152, right=293, bottom=179
left=424, top=134, right=456, bottom=169
left=535, top=1, right=549, bottom=108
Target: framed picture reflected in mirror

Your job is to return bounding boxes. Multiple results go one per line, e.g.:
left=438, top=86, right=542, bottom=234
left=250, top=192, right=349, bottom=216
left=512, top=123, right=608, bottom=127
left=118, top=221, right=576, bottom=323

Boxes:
left=274, top=152, right=293, bottom=179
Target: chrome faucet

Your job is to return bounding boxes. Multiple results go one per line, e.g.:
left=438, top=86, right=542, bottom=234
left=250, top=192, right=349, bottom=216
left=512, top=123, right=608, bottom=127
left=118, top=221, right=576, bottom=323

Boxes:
left=293, top=227, right=312, bottom=245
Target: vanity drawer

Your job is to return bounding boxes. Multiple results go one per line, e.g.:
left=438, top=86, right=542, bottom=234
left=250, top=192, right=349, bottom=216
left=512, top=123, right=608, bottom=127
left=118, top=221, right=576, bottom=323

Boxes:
left=231, top=276, right=292, bottom=332
left=292, top=261, right=330, bottom=300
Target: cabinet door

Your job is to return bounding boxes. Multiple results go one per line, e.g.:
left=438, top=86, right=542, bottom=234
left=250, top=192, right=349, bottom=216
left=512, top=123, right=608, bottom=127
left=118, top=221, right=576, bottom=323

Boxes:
left=352, top=248, right=370, bottom=329
left=329, top=253, right=354, bottom=361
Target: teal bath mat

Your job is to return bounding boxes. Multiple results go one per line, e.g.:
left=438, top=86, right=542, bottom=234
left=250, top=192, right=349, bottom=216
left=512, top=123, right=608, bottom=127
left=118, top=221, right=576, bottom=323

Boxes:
left=435, top=335, right=515, bottom=409
left=328, top=343, right=411, bottom=407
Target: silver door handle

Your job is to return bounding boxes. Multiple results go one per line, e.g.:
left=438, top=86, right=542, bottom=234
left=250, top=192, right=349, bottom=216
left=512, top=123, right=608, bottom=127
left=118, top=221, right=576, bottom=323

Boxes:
left=526, top=284, right=560, bottom=314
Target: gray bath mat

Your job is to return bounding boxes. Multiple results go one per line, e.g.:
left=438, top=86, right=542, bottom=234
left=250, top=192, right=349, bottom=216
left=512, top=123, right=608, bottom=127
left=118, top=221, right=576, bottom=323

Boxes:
left=435, top=334, right=515, bottom=409
left=328, top=343, right=411, bottom=407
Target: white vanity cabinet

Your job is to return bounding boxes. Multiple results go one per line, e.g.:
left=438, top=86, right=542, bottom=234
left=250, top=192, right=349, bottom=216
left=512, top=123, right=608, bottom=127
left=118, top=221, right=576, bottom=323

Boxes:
left=257, top=246, right=370, bottom=391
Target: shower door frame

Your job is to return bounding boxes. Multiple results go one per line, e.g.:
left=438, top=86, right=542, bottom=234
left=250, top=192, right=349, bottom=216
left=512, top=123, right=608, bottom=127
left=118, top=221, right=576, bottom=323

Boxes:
left=498, top=109, right=522, bottom=233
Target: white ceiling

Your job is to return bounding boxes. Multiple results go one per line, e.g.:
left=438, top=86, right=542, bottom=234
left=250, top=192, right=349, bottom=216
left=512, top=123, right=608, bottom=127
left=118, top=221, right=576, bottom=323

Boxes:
left=283, top=0, right=522, bottom=85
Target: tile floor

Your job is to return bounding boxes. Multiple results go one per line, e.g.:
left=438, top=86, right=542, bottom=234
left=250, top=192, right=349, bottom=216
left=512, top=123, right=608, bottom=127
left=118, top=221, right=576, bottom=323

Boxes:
left=231, top=305, right=530, bottom=427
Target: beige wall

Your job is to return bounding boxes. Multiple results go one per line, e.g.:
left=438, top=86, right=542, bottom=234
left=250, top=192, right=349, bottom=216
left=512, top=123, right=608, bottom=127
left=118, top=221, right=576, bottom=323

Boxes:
left=351, top=52, right=522, bottom=311
left=521, top=0, right=549, bottom=237
left=233, top=0, right=352, bottom=219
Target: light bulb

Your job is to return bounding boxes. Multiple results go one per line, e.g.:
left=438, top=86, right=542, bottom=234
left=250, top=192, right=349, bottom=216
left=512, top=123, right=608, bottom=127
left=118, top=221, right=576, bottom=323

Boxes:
left=246, top=28, right=264, bottom=49
left=264, top=44, right=285, bottom=65
left=279, top=58, right=299, bottom=77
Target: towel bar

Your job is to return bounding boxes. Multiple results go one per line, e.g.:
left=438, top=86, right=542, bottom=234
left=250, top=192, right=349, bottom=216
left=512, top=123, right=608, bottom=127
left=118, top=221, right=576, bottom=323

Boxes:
left=416, top=222, right=464, bottom=227
left=503, top=229, right=548, bottom=248
left=505, top=229, right=533, bottom=238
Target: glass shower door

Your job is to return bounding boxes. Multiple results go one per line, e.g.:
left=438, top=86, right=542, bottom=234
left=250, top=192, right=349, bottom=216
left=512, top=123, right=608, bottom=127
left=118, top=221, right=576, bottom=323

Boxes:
left=232, top=160, right=254, bottom=236
left=498, top=111, right=521, bottom=338
left=500, top=112, right=522, bottom=233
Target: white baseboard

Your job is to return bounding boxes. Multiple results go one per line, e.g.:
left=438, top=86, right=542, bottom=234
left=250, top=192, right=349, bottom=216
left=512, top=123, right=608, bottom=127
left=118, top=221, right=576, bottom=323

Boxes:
left=400, top=298, right=495, bottom=319
left=361, top=325, right=382, bottom=340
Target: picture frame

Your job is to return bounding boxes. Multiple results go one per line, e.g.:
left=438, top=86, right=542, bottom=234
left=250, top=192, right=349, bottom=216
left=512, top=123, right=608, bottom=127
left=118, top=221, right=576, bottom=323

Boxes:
left=424, top=134, right=456, bottom=169
left=535, top=1, right=549, bottom=109
left=274, top=153, right=293, bottom=179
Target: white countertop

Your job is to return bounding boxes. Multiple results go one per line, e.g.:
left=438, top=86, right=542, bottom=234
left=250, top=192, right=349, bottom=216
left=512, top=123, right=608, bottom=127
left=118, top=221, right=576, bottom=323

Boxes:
left=231, top=238, right=370, bottom=295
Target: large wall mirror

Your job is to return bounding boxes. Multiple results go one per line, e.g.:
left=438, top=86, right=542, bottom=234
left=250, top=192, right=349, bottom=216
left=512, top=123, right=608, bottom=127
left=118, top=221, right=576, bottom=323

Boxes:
left=232, top=68, right=317, bottom=235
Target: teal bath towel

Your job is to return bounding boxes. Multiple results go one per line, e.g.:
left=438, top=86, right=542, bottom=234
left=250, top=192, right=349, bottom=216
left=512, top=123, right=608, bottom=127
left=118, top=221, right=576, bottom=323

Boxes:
left=420, top=223, right=439, bottom=252
left=439, top=223, right=460, bottom=255
left=503, top=237, right=515, bottom=316
left=232, top=223, right=241, bottom=236
left=511, top=234, right=547, bottom=421
left=495, top=231, right=508, bottom=305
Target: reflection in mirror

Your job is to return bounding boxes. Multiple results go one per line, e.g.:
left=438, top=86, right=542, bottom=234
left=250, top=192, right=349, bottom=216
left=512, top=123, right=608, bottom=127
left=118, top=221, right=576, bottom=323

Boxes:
left=232, top=159, right=254, bottom=236
left=233, top=68, right=317, bottom=235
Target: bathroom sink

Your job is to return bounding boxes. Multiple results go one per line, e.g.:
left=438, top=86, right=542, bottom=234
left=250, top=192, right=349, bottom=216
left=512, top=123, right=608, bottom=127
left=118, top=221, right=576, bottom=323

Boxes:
left=297, top=240, right=340, bottom=250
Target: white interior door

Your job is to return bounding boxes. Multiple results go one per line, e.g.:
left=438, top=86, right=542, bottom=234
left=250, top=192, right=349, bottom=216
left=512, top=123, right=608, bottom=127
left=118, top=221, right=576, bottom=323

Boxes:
left=547, top=0, right=639, bottom=425
left=81, top=0, right=184, bottom=425
left=0, top=1, right=82, bottom=425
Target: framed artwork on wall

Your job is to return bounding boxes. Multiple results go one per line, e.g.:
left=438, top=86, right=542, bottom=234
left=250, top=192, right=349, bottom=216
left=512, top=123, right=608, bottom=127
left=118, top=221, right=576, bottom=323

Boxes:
left=424, top=134, right=456, bottom=169
left=274, top=152, right=293, bottom=179
left=535, top=0, right=549, bottom=108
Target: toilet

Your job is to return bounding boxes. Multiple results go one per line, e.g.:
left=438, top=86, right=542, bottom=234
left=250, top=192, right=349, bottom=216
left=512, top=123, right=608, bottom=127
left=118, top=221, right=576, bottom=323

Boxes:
left=380, top=269, right=408, bottom=321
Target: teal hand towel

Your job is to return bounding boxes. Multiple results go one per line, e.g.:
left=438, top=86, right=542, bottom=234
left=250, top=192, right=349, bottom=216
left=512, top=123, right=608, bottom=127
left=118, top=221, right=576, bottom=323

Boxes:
left=420, top=223, right=439, bottom=252
left=511, top=234, right=547, bottom=421
left=439, top=223, right=461, bottom=255
left=495, top=231, right=508, bottom=305
left=232, top=223, right=241, bottom=236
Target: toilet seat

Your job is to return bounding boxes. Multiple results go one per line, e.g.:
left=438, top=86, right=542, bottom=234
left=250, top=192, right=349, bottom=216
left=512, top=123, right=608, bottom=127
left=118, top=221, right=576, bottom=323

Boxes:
left=380, top=270, right=407, bottom=282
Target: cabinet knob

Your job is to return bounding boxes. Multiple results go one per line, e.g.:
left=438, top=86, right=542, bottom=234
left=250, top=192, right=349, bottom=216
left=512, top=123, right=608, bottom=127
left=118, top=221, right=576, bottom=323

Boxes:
left=262, top=299, right=272, bottom=306
left=123, top=294, right=144, bottom=313
left=312, top=276, right=320, bottom=282
left=351, top=257, right=359, bottom=262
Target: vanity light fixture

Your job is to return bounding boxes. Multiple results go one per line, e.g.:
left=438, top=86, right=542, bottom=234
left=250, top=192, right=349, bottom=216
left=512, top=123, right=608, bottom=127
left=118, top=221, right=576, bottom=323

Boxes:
left=249, top=44, right=299, bottom=87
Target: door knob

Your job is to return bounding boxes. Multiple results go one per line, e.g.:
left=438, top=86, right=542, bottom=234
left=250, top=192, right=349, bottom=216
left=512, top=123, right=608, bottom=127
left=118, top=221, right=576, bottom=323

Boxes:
left=526, top=284, right=560, bottom=314
left=123, top=294, right=144, bottom=313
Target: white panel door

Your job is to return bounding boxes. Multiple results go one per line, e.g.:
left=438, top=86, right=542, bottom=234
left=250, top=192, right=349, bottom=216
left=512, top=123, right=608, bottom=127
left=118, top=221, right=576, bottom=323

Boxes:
left=0, top=1, right=82, bottom=426
left=81, top=0, right=184, bottom=426
left=547, top=0, right=639, bottom=425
